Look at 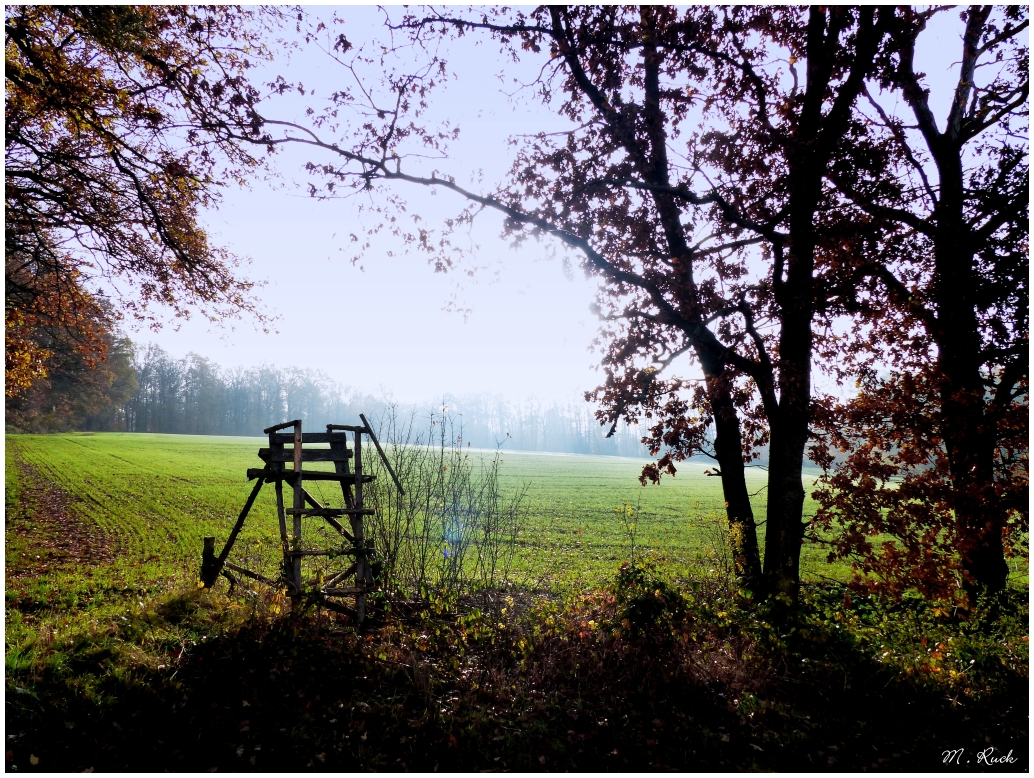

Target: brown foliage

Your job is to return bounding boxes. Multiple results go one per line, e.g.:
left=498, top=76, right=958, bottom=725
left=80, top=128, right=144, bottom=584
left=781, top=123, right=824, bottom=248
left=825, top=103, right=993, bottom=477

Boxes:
left=5, top=6, right=278, bottom=397
left=811, top=6, right=1029, bottom=600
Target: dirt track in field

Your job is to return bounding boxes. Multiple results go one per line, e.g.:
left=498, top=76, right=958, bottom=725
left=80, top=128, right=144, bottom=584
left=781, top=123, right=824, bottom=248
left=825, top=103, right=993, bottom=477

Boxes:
left=6, top=461, right=121, bottom=588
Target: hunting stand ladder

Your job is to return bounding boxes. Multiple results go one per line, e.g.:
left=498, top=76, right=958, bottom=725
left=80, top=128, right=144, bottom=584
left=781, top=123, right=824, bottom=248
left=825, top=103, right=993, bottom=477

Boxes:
left=200, top=415, right=403, bottom=624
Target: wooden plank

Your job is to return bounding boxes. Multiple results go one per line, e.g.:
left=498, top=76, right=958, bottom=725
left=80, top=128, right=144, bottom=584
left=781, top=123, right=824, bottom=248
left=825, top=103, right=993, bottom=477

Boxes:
left=248, top=469, right=374, bottom=483
left=285, top=507, right=344, bottom=516
left=263, top=420, right=301, bottom=434
left=272, top=432, right=349, bottom=445
left=322, top=587, right=368, bottom=596
left=225, top=561, right=279, bottom=587
left=305, top=471, right=373, bottom=483
left=258, top=448, right=353, bottom=463
left=286, top=507, right=374, bottom=516
left=284, top=548, right=364, bottom=558
left=325, top=424, right=365, bottom=432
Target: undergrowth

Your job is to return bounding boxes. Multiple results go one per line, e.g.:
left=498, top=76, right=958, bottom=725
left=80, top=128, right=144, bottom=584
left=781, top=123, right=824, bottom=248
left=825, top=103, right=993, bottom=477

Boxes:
left=6, top=563, right=1027, bottom=772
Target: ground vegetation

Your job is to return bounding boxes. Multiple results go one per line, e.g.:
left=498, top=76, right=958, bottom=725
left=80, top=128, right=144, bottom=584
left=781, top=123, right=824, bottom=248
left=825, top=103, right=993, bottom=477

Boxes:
left=5, top=430, right=1027, bottom=772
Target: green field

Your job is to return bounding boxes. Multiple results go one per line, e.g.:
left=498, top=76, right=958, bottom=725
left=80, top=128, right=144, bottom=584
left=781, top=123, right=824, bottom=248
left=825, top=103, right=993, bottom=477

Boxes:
left=5, top=432, right=827, bottom=594
left=6, top=432, right=1026, bottom=648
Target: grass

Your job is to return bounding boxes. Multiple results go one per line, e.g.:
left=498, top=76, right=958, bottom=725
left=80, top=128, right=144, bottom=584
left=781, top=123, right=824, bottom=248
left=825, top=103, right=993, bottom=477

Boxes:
left=5, top=432, right=1029, bottom=771
left=5, top=432, right=835, bottom=604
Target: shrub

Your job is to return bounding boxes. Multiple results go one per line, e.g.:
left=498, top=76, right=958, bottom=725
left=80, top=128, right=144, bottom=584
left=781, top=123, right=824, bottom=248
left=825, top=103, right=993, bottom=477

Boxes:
left=363, top=405, right=528, bottom=607
left=610, top=559, right=688, bottom=636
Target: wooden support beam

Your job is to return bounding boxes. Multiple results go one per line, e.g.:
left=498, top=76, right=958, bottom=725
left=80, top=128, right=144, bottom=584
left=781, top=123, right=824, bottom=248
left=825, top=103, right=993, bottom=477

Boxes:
left=263, top=420, right=302, bottom=434
left=299, top=487, right=352, bottom=536
left=216, top=477, right=264, bottom=567
left=200, top=478, right=264, bottom=588
left=225, top=561, right=279, bottom=587
left=323, top=563, right=359, bottom=588
left=352, top=428, right=367, bottom=624
left=360, top=413, right=405, bottom=496
left=319, top=598, right=356, bottom=616
left=274, top=479, right=289, bottom=553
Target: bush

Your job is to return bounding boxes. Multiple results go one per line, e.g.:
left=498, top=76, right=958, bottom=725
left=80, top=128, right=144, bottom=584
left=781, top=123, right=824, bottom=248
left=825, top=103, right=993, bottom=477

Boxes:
left=363, top=405, right=528, bottom=607
left=610, top=560, right=688, bottom=636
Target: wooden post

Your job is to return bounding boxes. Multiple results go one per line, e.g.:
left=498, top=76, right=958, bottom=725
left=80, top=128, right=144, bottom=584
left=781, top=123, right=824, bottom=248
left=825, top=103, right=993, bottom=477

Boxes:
left=353, top=428, right=367, bottom=623
left=274, top=481, right=289, bottom=554
left=201, top=536, right=217, bottom=587
left=291, top=420, right=304, bottom=598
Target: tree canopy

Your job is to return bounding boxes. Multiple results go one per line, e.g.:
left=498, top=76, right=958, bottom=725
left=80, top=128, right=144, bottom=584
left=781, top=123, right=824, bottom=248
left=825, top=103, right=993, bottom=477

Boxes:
left=5, top=5, right=277, bottom=397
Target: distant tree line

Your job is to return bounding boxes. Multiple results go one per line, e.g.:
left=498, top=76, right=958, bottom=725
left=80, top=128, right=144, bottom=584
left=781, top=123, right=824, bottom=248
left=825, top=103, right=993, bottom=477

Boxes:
left=438, top=394, right=649, bottom=458
left=6, top=341, right=651, bottom=458
left=120, top=344, right=362, bottom=438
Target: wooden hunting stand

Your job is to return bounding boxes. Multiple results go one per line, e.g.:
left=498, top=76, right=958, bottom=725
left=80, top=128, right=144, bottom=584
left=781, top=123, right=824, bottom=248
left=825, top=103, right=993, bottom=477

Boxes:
left=200, top=415, right=403, bottom=624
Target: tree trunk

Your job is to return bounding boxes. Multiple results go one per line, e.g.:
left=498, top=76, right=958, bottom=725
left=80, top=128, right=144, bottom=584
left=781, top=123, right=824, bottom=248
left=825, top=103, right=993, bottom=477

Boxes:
left=761, top=162, right=820, bottom=603
left=761, top=254, right=813, bottom=603
left=932, top=152, right=1009, bottom=598
left=699, top=351, right=763, bottom=590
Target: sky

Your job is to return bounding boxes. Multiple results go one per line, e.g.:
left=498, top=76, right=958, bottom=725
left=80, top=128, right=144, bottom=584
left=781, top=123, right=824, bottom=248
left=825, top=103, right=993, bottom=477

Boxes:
left=140, top=6, right=601, bottom=404
left=135, top=6, right=980, bottom=406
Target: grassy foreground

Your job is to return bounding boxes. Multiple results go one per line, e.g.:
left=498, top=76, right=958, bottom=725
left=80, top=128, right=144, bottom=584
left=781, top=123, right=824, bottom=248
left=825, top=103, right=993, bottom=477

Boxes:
left=5, top=433, right=1030, bottom=771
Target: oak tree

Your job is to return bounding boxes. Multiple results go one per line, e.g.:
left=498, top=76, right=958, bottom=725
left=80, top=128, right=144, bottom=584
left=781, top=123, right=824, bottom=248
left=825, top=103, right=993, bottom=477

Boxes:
left=811, top=6, right=1028, bottom=600
left=5, top=5, right=278, bottom=397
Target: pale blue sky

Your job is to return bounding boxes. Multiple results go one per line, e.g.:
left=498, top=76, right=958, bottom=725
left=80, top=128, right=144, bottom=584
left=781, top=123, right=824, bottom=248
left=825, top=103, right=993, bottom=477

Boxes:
left=144, top=5, right=599, bottom=403
left=136, top=6, right=982, bottom=405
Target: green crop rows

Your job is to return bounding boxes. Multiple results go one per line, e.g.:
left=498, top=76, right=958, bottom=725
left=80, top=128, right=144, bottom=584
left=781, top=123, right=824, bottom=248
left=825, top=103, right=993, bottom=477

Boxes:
left=5, top=433, right=840, bottom=625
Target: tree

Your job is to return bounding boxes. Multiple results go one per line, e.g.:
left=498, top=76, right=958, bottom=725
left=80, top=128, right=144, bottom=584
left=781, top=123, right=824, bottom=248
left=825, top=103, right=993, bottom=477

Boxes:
left=5, top=5, right=278, bottom=398
left=5, top=332, right=137, bottom=433
left=811, top=6, right=1028, bottom=600
left=244, top=5, right=897, bottom=600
